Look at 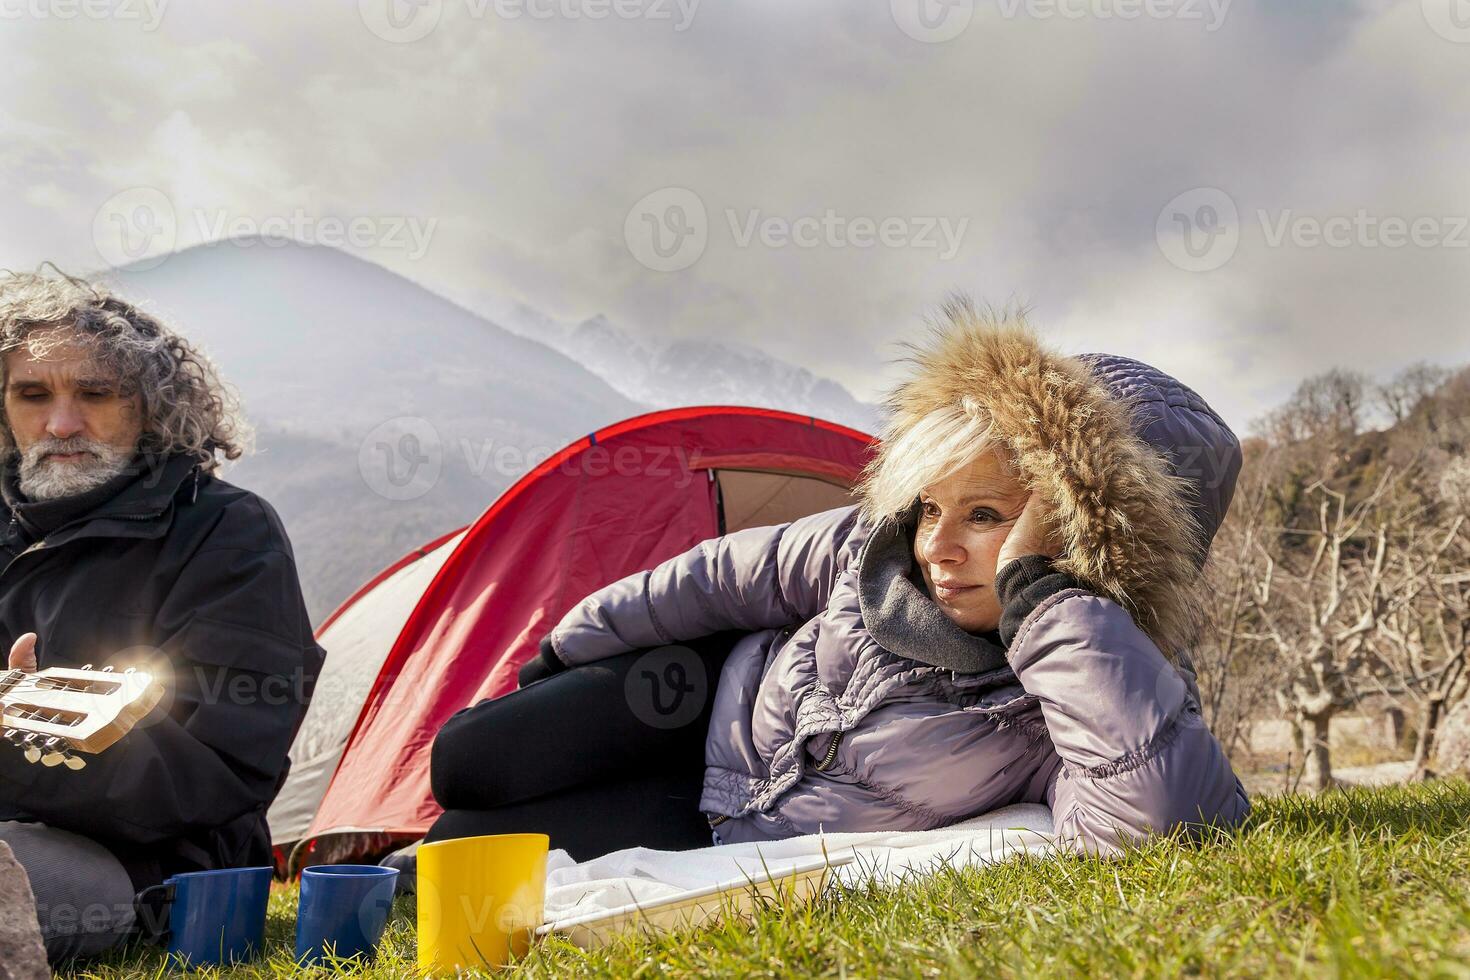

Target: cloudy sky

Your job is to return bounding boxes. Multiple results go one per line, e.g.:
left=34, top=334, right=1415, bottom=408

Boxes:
left=4, top=0, right=1468, bottom=434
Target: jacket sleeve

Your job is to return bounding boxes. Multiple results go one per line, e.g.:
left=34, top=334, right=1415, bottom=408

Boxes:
left=549, top=504, right=862, bottom=668
left=1001, top=578, right=1249, bottom=854
left=0, top=498, right=323, bottom=847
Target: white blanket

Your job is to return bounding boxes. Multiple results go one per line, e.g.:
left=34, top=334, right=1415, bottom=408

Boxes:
left=540, top=804, right=1055, bottom=941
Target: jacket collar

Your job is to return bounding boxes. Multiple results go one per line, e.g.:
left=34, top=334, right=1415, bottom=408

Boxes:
left=2, top=452, right=201, bottom=545
left=855, top=502, right=1013, bottom=678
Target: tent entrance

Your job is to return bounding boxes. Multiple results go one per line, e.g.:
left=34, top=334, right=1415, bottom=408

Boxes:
left=713, top=468, right=855, bottom=533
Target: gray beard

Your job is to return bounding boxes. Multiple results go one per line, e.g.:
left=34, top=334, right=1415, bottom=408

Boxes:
left=17, top=438, right=135, bottom=501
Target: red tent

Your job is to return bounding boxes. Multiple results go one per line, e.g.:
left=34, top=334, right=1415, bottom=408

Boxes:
left=270, top=406, right=874, bottom=859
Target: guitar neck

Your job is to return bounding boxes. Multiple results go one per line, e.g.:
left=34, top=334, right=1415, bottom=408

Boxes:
left=0, top=668, right=32, bottom=705
left=0, top=664, right=165, bottom=767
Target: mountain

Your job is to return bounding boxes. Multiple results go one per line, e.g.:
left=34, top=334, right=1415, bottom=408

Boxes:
left=103, top=240, right=881, bottom=623
left=487, top=303, right=882, bottom=434
left=105, top=240, right=643, bottom=621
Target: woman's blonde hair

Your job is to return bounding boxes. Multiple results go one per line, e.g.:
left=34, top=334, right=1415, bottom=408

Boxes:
left=854, top=394, right=999, bottom=524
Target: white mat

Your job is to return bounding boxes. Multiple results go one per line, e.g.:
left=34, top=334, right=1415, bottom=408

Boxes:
left=539, top=804, right=1055, bottom=943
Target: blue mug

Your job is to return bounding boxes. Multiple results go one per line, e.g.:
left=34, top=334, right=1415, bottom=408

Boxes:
left=295, top=864, right=400, bottom=966
left=135, top=866, right=272, bottom=967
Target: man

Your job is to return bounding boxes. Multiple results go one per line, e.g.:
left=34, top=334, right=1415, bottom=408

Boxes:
left=0, top=269, right=324, bottom=963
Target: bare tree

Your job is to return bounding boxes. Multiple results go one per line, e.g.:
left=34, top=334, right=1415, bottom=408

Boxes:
left=1252, top=369, right=1372, bottom=479
left=1193, top=470, right=1277, bottom=762
left=1243, top=471, right=1407, bottom=792
left=1376, top=362, right=1451, bottom=427
left=1361, top=509, right=1468, bottom=780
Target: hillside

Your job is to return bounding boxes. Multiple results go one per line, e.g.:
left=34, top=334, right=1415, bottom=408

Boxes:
left=488, top=302, right=882, bottom=434
left=103, top=241, right=644, bottom=620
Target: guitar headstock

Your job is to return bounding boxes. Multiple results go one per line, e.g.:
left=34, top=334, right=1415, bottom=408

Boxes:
left=0, top=665, right=165, bottom=770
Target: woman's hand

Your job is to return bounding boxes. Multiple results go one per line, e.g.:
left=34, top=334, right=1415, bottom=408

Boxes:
left=996, top=492, right=1064, bottom=578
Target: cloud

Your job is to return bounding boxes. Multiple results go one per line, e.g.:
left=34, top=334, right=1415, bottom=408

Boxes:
left=2, top=0, right=1467, bottom=433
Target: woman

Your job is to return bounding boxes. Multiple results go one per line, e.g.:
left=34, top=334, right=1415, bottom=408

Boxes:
left=427, top=302, right=1249, bottom=860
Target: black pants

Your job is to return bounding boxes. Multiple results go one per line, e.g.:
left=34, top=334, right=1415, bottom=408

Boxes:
left=426, top=632, right=741, bottom=861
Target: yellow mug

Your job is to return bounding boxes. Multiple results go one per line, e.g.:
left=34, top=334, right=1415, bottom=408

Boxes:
left=416, top=832, right=549, bottom=973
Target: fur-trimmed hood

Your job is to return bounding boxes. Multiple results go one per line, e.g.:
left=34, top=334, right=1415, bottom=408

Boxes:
left=857, top=302, right=1242, bottom=658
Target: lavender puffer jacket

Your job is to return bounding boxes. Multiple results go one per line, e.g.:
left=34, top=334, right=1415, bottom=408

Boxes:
left=547, top=350, right=1250, bottom=854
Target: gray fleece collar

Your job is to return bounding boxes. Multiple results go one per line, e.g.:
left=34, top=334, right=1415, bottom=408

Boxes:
left=855, top=504, right=1013, bottom=678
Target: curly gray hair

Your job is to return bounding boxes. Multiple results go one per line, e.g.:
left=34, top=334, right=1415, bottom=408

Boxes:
left=0, top=267, right=250, bottom=470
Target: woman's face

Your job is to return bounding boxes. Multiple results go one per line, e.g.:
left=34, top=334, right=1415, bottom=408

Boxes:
left=912, top=451, right=1030, bottom=633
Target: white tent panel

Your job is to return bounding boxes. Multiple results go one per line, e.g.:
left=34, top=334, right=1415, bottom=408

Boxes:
left=269, top=531, right=466, bottom=845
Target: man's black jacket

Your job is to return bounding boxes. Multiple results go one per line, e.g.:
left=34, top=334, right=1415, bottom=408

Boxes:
left=0, top=452, right=324, bottom=890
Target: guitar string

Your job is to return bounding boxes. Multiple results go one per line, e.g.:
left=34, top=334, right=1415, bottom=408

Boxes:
left=1, top=677, right=133, bottom=696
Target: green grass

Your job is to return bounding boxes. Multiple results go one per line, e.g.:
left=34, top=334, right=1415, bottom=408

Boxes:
left=67, top=779, right=1470, bottom=978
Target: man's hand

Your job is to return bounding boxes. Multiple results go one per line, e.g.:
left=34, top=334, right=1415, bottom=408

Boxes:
left=8, top=632, right=38, bottom=673
left=996, top=492, right=1065, bottom=577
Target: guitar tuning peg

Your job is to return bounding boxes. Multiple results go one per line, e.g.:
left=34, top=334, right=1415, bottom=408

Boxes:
left=41, top=751, right=63, bottom=767
left=124, top=667, right=136, bottom=674
left=43, top=737, right=60, bottom=749
left=81, top=663, right=93, bottom=670
left=102, top=666, right=114, bottom=673
left=62, top=752, right=86, bottom=771
left=23, top=746, right=41, bottom=764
